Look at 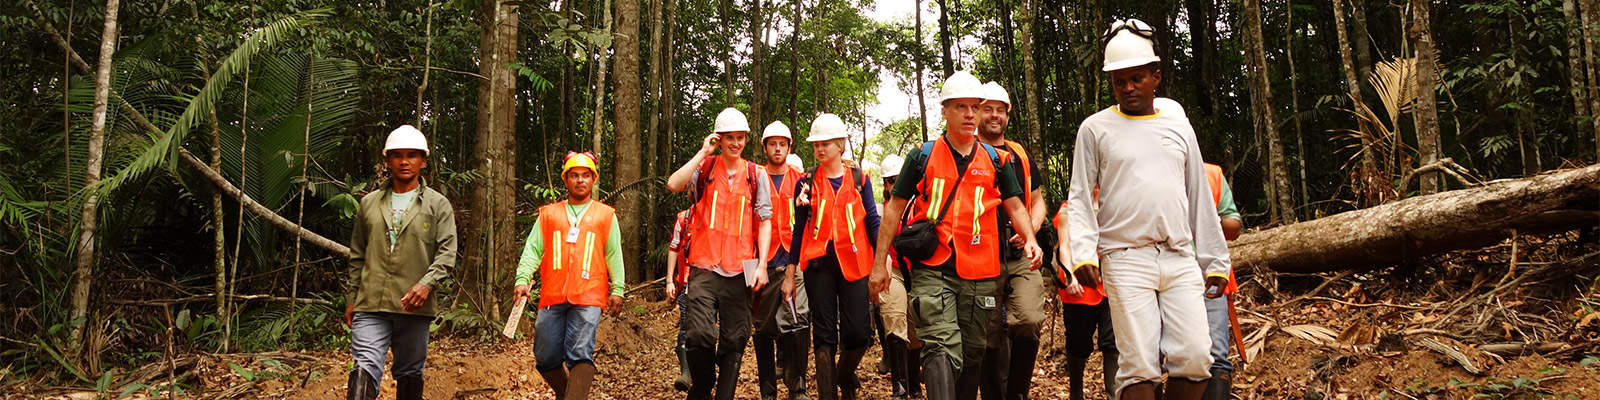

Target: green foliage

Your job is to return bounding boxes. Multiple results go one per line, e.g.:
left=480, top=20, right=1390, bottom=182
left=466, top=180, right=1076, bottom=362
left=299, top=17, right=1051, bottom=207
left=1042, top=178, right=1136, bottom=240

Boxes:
left=1450, top=375, right=1557, bottom=399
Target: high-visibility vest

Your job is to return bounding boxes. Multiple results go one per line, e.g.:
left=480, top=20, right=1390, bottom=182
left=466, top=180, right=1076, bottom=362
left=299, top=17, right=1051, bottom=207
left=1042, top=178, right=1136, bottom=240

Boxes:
left=1203, top=163, right=1238, bottom=294
left=798, top=167, right=874, bottom=281
left=1003, top=140, right=1034, bottom=205
left=766, top=164, right=805, bottom=262
left=1053, top=202, right=1105, bottom=305
left=537, top=201, right=616, bottom=309
left=906, top=137, right=1005, bottom=279
left=687, top=157, right=759, bottom=273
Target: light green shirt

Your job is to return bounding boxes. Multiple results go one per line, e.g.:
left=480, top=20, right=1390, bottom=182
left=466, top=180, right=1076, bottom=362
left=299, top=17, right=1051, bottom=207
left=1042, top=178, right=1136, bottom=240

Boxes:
left=388, top=189, right=418, bottom=248
left=1216, top=179, right=1241, bottom=221
left=514, top=201, right=627, bottom=297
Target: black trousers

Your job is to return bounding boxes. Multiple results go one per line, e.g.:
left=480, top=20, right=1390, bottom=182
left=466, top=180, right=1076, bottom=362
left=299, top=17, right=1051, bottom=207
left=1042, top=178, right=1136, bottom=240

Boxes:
left=684, top=268, right=752, bottom=400
left=1061, top=299, right=1117, bottom=358
left=803, top=255, right=873, bottom=350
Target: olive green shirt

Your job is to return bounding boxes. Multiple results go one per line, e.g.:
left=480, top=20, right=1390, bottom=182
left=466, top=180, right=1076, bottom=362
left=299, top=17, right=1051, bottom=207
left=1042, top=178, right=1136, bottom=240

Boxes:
left=346, top=180, right=458, bottom=316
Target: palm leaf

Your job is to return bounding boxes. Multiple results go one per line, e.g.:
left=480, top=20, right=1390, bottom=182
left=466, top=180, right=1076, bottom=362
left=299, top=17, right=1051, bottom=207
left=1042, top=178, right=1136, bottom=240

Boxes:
left=1368, top=57, right=1417, bottom=131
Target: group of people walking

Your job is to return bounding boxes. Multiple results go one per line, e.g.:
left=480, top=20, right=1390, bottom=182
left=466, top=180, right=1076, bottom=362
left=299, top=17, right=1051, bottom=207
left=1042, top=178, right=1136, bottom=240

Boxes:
left=340, top=17, right=1246, bottom=400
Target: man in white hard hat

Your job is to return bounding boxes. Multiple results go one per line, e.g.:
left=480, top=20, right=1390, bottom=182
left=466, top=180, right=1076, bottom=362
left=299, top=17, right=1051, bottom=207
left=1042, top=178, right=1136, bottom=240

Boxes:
left=1063, top=18, right=1231, bottom=400
left=870, top=71, right=1043, bottom=400
left=344, top=125, right=457, bottom=400
left=666, top=107, right=774, bottom=400
left=971, top=81, right=1050, bottom=400
left=752, top=120, right=812, bottom=400
left=875, top=154, right=923, bottom=400
left=512, top=151, right=626, bottom=400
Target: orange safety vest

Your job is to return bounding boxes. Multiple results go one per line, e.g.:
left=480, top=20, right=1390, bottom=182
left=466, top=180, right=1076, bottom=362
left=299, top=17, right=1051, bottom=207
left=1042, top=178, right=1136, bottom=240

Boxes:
left=1203, top=163, right=1239, bottom=294
left=906, top=137, right=1005, bottom=279
left=798, top=167, right=875, bottom=281
left=687, top=157, right=759, bottom=273
left=1002, top=140, right=1034, bottom=204
left=536, top=200, right=616, bottom=309
left=766, top=164, right=805, bottom=262
left=1053, top=202, right=1105, bottom=305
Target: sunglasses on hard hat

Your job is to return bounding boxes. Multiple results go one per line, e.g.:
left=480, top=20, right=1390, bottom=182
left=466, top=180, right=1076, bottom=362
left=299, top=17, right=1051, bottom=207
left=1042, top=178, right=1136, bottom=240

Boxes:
left=1101, top=19, right=1155, bottom=43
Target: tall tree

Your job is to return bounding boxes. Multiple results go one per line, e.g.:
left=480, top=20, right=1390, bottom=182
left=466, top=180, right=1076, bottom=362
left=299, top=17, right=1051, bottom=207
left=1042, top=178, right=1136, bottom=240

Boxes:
left=68, top=0, right=120, bottom=353
left=915, top=0, right=929, bottom=140
left=1410, top=0, right=1442, bottom=194
left=937, top=0, right=953, bottom=75
left=470, top=0, right=519, bottom=321
left=721, top=0, right=735, bottom=105
left=1351, top=0, right=1372, bottom=78
left=1019, top=0, right=1041, bottom=151
left=1287, top=0, right=1308, bottom=209
left=592, top=0, right=614, bottom=156
left=1333, top=0, right=1381, bottom=205
left=1585, top=0, right=1600, bottom=160
left=749, top=0, right=767, bottom=126
left=1185, top=0, right=1217, bottom=116
left=615, top=0, right=644, bottom=281
left=1243, top=0, right=1296, bottom=223
left=1564, top=0, right=1590, bottom=139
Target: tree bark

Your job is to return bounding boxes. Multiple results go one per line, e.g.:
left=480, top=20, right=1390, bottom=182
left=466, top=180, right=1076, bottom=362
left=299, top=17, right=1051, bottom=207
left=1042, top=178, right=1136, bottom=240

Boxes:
left=749, top=0, right=767, bottom=127
left=1243, top=0, right=1297, bottom=223
left=470, top=0, right=519, bottom=322
left=615, top=0, right=644, bottom=282
left=1185, top=0, right=1217, bottom=116
left=593, top=0, right=614, bottom=156
left=1019, top=0, right=1041, bottom=152
left=1410, top=0, right=1443, bottom=194
left=1334, top=0, right=1382, bottom=206
left=1565, top=0, right=1591, bottom=139
left=1233, top=165, right=1600, bottom=274
left=200, top=55, right=230, bottom=353
left=720, top=0, right=735, bottom=106
left=1584, top=0, right=1600, bottom=161
left=69, top=0, right=120, bottom=353
left=937, top=0, right=954, bottom=76
left=643, top=0, right=665, bottom=280
left=1287, top=0, right=1308, bottom=211
left=915, top=0, right=929, bottom=141
left=1351, top=0, right=1372, bottom=79
left=664, top=0, right=678, bottom=168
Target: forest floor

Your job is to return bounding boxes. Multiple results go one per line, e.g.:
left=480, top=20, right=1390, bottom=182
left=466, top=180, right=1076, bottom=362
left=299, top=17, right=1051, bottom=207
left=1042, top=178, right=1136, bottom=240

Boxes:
left=14, top=232, right=1600, bottom=400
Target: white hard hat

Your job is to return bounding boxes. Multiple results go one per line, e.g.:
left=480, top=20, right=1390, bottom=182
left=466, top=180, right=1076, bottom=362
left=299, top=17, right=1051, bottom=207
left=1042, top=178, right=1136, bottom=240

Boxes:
left=786, top=154, right=804, bottom=170
left=1102, top=19, right=1161, bottom=72
left=981, top=81, right=1010, bottom=105
left=383, top=125, right=429, bottom=155
left=762, top=121, right=792, bottom=142
left=937, top=71, right=986, bottom=104
left=881, top=155, right=905, bottom=178
left=713, top=107, right=751, bottom=133
left=807, top=113, right=849, bottom=142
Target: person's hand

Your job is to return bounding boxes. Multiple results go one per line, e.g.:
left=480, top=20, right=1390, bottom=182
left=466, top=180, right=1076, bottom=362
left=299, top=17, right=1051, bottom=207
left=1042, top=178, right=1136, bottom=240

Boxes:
left=750, top=268, right=769, bottom=291
left=344, top=304, right=355, bottom=327
left=1056, top=245, right=1072, bottom=273
left=781, top=268, right=797, bottom=300
left=1062, top=275, right=1085, bottom=298
left=1009, top=233, right=1025, bottom=250
left=1204, top=276, right=1228, bottom=299
left=869, top=260, right=890, bottom=300
left=795, top=181, right=812, bottom=206
left=514, top=284, right=531, bottom=302
left=1072, top=263, right=1102, bottom=290
left=607, top=295, right=625, bottom=316
left=400, top=284, right=431, bottom=312
left=701, top=133, right=721, bottom=156
left=665, top=281, right=680, bottom=302
left=1024, top=240, right=1043, bottom=270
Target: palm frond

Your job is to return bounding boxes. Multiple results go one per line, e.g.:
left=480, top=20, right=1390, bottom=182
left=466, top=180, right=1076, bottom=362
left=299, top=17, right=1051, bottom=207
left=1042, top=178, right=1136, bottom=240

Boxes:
left=1368, top=57, right=1417, bottom=131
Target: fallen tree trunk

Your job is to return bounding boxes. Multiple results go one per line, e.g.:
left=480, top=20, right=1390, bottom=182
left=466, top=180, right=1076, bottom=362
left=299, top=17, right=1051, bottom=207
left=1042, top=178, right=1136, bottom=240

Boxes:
left=1233, top=164, right=1600, bottom=274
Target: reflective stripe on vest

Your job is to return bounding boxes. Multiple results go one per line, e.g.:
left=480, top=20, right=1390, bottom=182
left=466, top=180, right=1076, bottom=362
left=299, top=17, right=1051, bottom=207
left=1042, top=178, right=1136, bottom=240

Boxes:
left=906, top=137, right=1003, bottom=279
left=798, top=168, right=874, bottom=281
left=687, top=157, right=759, bottom=272
left=537, top=201, right=615, bottom=309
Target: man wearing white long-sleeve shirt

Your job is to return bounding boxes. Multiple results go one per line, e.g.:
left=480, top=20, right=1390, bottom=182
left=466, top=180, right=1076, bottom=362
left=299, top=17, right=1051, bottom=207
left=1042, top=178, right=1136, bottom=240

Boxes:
left=1063, top=18, right=1231, bottom=400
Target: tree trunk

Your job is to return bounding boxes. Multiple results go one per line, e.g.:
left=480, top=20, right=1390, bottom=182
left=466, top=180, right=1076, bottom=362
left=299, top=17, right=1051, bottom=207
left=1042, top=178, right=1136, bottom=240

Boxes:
left=615, top=0, right=644, bottom=282
left=1185, top=0, right=1217, bottom=116
left=200, top=56, right=229, bottom=353
left=1287, top=0, right=1308, bottom=212
left=69, top=0, right=120, bottom=353
left=1584, top=0, right=1600, bottom=161
left=1019, top=0, right=1041, bottom=152
left=1334, top=0, right=1382, bottom=206
left=915, top=0, right=929, bottom=141
left=937, top=0, right=954, bottom=76
left=749, top=0, right=766, bottom=126
left=1351, top=0, right=1372, bottom=79
left=788, top=0, right=802, bottom=124
left=664, top=0, right=678, bottom=168
left=1233, top=165, right=1600, bottom=274
left=1410, top=0, right=1443, bottom=194
left=720, top=0, right=735, bottom=106
left=643, top=0, right=665, bottom=280
left=471, top=0, right=519, bottom=322
left=593, top=0, right=613, bottom=156
left=1565, top=0, right=1591, bottom=140
left=1243, top=0, right=1297, bottom=223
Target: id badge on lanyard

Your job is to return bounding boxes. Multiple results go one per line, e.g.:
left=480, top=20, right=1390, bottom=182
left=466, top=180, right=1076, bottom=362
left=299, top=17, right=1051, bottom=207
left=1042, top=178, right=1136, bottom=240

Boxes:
left=566, top=227, right=581, bottom=244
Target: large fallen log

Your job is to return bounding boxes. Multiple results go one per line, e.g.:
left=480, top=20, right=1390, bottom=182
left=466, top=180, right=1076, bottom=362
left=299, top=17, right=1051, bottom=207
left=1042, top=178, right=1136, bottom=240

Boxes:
left=1233, top=164, right=1600, bottom=274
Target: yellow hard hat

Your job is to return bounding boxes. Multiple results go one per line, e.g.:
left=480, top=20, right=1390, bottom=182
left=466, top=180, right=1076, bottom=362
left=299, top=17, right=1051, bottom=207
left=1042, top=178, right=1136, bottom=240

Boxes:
left=563, top=151, right=599, bottom=177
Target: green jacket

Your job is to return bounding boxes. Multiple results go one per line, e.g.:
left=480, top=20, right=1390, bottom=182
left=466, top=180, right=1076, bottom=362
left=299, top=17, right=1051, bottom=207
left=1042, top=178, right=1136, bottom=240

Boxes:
left=346, top=180, right=457, bottom=316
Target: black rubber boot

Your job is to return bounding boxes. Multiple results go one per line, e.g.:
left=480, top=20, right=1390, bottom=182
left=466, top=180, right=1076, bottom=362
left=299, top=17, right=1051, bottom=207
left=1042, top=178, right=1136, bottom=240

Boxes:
left=540, top=368, right=569, bottom=400
left=979, top=343, right=1007, bottom=400
left=346, top=369, right=377, bottom=400
left=566, top=363, right=596, bottom=400
left=395, top=375, right=423, bottom=400
left=715, top=348, right=745, bottom=400
left=886, top=337, right=909, bottom=400
left=906, top=346, right=924, bottom=399
left=837, top=347, right=868, bottom=400
left=785, top=331, right=813, bottom=400
left=756, top=335, right=779, bottom=400
left=1065, top=357, right=1087, bottom=400
left=1102, top=352, right=1120, bottom=399
left=1005, top=336, right=1039, bottom=400
left=921, top=352, right=956, bottom=400
left=675, top=344, right=693, bottom=392
left=814, top=345, right=839, bottom=400
left=687, top=349, right=717, bottom=399
left=1203, top=367, right=1233, bottom=400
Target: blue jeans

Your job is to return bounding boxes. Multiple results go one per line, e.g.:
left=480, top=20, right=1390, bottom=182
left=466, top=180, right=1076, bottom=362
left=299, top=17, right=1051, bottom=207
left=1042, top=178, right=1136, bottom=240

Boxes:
left=351, top=312, right=432, bottom=390
left=1204, top=294, right=1233, bottom=372
left=535, top=303, right=603, bottom=372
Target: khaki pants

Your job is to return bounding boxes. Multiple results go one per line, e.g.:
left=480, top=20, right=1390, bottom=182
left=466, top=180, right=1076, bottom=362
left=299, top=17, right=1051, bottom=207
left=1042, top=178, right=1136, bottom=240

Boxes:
left=876, top=268, right=911, bottom=342
left=908, top=266, right=999, bottom=371
left=1001, top=257, right=1047, bottom=339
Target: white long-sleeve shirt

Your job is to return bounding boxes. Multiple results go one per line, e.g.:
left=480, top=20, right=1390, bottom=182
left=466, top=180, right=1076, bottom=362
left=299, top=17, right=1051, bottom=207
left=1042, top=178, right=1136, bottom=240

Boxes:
left=1065, top=98, right=1231, bottom=278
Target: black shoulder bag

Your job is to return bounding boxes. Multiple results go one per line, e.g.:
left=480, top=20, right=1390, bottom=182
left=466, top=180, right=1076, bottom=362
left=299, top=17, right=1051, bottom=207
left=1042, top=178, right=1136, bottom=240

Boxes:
left=891, top=162, right=968, bottom=263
